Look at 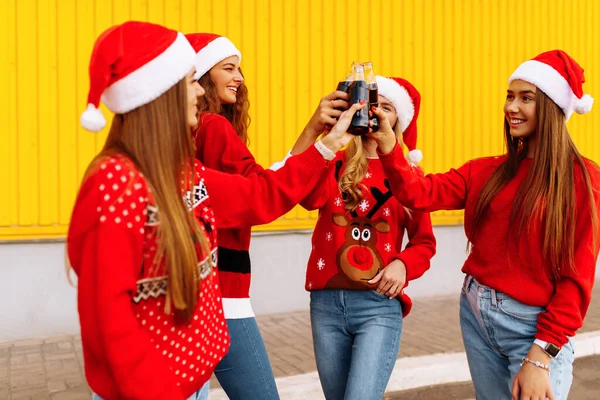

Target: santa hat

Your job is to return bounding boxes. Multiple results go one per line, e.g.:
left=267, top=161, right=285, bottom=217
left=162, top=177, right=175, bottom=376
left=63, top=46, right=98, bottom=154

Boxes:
left=80, top=21, right=196, bottom=132
left=376, top=76, right=422, bottom=164
left=509, top=50, right=593, bottom=121
left=185, top=33, right=242, bottom=80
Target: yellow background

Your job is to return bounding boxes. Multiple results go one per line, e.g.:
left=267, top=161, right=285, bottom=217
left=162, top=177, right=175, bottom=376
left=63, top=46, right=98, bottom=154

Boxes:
left=2, top=0, right=599, bottom=240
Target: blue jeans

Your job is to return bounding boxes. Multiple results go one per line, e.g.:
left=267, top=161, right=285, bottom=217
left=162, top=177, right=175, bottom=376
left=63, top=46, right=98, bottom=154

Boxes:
left=460, top=275, right=575, bottom=400
left=92, top=380, right=209, bottom=400
left=310, top=289, right=402, bottom=400
left=213, top=317, right=279, bottom=400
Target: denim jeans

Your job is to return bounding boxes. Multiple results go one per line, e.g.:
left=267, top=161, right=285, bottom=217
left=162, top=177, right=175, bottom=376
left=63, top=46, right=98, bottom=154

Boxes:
left=92, top=380, right=209, bottom=400
left=460, top=275, right=575, bottom=400
left=213, top=317, right=279, bottom=400
left=310, top=289, right=402, bottom=400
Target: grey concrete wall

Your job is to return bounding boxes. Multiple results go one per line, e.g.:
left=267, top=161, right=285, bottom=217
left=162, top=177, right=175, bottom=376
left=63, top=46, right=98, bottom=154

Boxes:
left=1, top=226, right=598, bottom=341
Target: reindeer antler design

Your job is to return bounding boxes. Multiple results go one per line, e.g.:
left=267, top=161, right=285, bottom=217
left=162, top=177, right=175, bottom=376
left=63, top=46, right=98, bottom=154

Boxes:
left=366, top=179, right=392, bottom=218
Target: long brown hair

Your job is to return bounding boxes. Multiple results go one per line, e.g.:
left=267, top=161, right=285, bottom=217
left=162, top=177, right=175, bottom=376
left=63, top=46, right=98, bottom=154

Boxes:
left=471, top=89, right=598, bottom=278
left=197, top=68, right=251, bottom=145
left=81, top=79, right=211, bottom=324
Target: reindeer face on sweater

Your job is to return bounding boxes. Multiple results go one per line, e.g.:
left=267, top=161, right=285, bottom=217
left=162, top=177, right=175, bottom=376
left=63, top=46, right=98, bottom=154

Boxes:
left=332, top=213, right=390, bottom=282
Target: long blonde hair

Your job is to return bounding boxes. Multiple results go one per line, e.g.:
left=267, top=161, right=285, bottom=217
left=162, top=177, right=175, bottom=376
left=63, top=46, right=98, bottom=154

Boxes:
left=338, top=136, right=369, bottom=211
left=74, top=79, right=212, bottom=324
left=471, top=89, right=598, bottom=278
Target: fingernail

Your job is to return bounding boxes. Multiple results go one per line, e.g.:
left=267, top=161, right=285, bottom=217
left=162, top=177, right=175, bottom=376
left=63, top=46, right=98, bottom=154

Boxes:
left=371, top=106, right=376, bottom=111
left=360, top=100, right=366, bottom=105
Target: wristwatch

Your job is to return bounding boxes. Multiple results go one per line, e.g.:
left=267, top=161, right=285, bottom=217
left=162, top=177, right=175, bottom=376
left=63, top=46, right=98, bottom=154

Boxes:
left=533, top=339, right=561, bottom=358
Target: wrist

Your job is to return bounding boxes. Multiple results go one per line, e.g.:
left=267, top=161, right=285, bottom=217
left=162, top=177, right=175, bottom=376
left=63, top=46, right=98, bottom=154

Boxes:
left=302, top=125, right=320, bottom=140
left=533, top=339, right=561, bottom=358
left=528, top=343, right=552, bottom=364
left=314, top=140, right=336, bottom=161
left=377, top=136, right=397, bottom=155
left=521, top=357, right=550, bottom=373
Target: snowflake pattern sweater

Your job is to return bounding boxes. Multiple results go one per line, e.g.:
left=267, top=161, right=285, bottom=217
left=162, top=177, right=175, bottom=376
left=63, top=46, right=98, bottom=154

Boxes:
left=67, top=144, right=330, bottom=399
left=301, top=152, right=436, bottom=317
left=378, top=141, right=600, bottom=346
left=194, top=113, right=265, bottom=319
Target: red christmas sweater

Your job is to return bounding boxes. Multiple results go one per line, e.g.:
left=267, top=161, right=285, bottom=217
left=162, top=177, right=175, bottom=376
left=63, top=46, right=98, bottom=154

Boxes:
left=301, top=152, right=436, bottom=317
left=379, top=142, right=600, bottom=346
left=67, top=144, right=329, bottom=400
left=194, top=113, right=265, bottom=319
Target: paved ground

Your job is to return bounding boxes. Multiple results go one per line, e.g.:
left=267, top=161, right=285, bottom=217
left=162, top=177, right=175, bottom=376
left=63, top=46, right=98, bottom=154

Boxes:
left=385, top=355, right=600, bottom=400
left=1, top=284, right=599, bottom=399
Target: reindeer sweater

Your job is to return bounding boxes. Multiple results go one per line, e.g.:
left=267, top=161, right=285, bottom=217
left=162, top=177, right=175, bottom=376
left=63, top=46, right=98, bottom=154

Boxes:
left=67, top=145, right=329, bottom=400
left=301, top=152, right=436, bottom=317
left=378, top=141, right=600, bottom=347
left=194, top=113, right=265, bottom=319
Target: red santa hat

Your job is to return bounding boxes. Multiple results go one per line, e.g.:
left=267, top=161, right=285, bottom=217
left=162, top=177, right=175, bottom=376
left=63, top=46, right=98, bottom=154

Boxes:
left=185, top=33, right=242, bottom=80
left=509, top=50, right=593, bottom=121
left=80, top=21, right=196, bottom=132
left=376, top=76, right=422, bottom=164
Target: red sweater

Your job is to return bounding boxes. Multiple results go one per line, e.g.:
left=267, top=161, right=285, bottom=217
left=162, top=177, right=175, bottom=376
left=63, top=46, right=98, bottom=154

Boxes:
left=301, top=152, right=436, bottom=317
left=379, top=142, right=600, bottom=346
left=67, top=145, right=329, bottom=399
left=194, top=113, right=264, bottom=318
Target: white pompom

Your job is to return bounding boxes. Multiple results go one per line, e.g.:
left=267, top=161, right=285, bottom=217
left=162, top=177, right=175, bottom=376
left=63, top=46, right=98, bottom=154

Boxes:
left=407, top=149, right=423, bottom=164
left=574, top=94, right=594, bottom=114
left=80, top=104, right=107, bottom=132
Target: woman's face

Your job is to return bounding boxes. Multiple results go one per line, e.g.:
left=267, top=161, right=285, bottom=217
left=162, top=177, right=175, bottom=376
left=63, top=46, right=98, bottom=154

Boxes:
left=378, top=95, right=399, bottom=133
left=208, top=56, right=243, bottom=104
left=504, top=79, right=538, bottom=139
left=187, top=68, right=205, bottom=127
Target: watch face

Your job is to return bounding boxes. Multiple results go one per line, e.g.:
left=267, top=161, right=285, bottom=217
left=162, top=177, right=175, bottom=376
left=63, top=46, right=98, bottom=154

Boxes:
left=546, top=343, right=561, bottom=357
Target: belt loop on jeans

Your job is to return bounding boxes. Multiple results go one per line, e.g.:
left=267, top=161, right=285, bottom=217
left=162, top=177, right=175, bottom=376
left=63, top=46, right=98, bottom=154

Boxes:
left=463, top=275, right=474, bottom=293
left=490, top=288, right=498, bottom=308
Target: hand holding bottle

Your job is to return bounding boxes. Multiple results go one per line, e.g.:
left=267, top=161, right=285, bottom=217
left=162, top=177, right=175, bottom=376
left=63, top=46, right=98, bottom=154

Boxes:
left=320, top=101, right=368, bottom=153
left=368, top=106, right=397, bottom=155
left=304, top=91, right=350, bottom=137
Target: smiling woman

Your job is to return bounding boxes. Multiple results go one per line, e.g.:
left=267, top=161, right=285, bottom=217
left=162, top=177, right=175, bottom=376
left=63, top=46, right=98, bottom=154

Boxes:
left=182, top=31, right=354, bottom=400
left=372, top=49, right=600, bottom=400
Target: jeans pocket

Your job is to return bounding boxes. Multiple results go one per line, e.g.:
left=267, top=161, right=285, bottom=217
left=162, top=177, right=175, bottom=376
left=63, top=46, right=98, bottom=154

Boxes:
left=370, top=290, right=390, bottom=300
left=498, top=297, right=544, bottom=322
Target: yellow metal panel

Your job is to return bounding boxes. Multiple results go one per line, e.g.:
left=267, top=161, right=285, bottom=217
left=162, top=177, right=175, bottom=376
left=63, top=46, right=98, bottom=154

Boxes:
left=16, top=0, right=39, bottom=227
left=2, top=0, right=600, bottom=239
left=0, top=0, right=18, bottom=229
left=38, top=0, right=59, bottom=227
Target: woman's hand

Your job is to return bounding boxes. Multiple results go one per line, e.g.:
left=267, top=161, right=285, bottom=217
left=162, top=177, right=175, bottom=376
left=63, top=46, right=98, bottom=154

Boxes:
left=305, top=91, right=350, bottom=137
left=512, top=346, right=555, bottom=400
left=368, top=106, right=397, bottom=155
left=290, top=91, right=350, bottom=156
left=320, top=101, right=367, bottom=153
left=368, top=259, right=407, bottom=299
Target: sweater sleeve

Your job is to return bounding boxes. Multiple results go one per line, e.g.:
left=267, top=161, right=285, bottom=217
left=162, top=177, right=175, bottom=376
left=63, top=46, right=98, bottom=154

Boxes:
left=393, top=168, right=437, bottom=282
left=71, top=164, right=184, bottom=400
left=536, top=168, right=600, bottom=346
left=203, top=144, right=328, bottom=228
left=195, top=114, right=265, bottom=177
left=379, top=142, right=470, bottom=212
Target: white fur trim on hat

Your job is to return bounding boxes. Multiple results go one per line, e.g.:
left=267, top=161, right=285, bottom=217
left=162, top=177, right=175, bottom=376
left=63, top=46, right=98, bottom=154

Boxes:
left=101, top=32, right=195, bottom=114
left=376, top=76, right=415, bottom=132
left=195, top=36, right=242, bottom=79
left=509, top=60, right=580, bottom=121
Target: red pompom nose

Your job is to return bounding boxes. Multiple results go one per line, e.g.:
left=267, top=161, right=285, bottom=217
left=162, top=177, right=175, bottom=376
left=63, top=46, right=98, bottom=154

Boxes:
left=347, top=247, right=373, bottom=271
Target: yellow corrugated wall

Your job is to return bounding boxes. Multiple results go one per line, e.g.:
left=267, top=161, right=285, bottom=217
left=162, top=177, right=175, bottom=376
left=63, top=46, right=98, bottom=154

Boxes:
left=2, top=0, right=599, bottom=240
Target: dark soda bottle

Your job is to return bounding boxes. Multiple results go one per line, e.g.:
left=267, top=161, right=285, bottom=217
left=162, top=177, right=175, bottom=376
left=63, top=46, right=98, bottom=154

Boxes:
left=363, top=62, right=379, bottom=132
left=336, top=62, right=358, bottom=94
left=348, top=63, right=369, bottom=135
